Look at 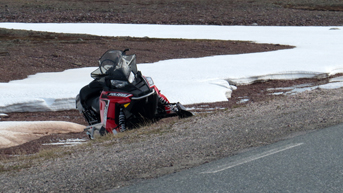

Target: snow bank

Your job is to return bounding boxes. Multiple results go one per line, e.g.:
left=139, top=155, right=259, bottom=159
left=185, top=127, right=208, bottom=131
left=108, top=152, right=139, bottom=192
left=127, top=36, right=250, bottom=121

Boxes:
left=0, top=121, right=85, bottom=149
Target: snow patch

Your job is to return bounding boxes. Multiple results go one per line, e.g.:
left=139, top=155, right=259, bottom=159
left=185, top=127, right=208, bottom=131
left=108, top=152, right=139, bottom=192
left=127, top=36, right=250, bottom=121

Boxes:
left=0, top=121, right=86, bottom=148
left=42, top=138, right=87, bottom=146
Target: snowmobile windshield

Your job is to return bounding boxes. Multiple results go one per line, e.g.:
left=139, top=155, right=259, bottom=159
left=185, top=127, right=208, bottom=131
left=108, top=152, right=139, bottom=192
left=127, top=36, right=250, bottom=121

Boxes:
left=91, top=50, right=138, bottom=80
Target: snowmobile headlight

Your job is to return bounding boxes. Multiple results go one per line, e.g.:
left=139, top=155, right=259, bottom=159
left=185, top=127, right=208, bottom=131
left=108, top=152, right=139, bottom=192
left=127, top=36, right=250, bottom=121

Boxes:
left=128, top=71, right=135, bottom=84
left=145, top=76, right=154, bottom=86
left=110, top=80, right=128, bottom=88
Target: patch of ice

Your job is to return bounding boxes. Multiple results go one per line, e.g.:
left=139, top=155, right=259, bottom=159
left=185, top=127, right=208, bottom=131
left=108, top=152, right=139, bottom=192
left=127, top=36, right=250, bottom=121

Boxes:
left=238, top=99, right=250, bottom=104
left=42, top=138, right=87, bottom=146
left=318, top=82, right=343, bottom=89
left=267, top=83, right=313, bottom=91
left=330, top=76, right=343, bottom=83
left=227, top=72, right=326, bottom=86
left=271, top=92, right=284, bottom=96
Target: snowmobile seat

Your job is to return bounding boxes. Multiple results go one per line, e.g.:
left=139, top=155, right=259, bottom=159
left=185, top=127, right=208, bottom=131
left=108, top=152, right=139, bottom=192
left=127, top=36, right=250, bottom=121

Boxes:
left=79, top=79, right=105, bottom=112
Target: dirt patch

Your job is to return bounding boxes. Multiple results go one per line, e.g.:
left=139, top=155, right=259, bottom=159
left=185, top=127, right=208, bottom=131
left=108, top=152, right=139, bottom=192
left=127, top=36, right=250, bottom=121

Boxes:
left=2, top=0, right=343, bottom=25
left=280, top=1, right=343, bottom=12
left=3, top=110, right=88, bottom=125
left=285, top=4, right=343, bottom=12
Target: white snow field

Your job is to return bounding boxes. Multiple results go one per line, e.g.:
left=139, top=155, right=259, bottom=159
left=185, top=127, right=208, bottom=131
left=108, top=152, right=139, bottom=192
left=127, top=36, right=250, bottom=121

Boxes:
left=0, top=23, right=343, bottom=148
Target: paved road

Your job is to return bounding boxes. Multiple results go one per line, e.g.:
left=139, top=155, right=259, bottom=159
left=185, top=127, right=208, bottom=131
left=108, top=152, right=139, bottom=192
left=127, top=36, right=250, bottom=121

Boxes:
left=111, top=124, right=343, bottom=193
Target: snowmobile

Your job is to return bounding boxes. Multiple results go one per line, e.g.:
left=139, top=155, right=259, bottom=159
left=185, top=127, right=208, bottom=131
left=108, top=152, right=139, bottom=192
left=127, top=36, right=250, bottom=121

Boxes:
left=76, top=49, right=192, bottom=139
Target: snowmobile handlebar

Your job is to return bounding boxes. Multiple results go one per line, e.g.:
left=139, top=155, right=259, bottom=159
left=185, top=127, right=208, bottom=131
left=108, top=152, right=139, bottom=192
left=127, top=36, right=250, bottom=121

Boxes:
left=122, top=48, right=130, bottom=55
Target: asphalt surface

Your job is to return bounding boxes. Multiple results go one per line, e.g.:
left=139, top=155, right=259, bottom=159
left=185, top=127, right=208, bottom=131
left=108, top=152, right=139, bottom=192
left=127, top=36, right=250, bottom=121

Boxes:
left=112, top=124, right=343, bottom=193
